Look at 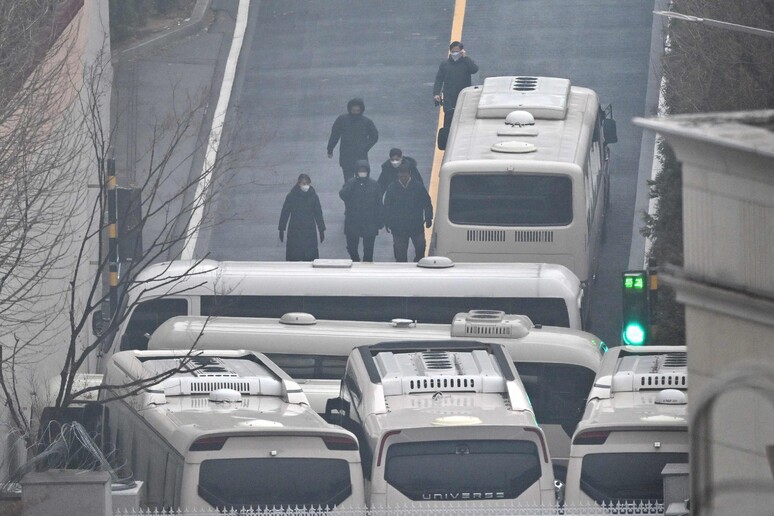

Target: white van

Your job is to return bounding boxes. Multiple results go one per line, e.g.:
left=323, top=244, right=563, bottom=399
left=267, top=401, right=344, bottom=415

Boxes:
left=100, top=350, right=365, bottom=511
left=147, top=311, right=606, bottom=476
left=564, top=346, right=688, bottom=507
left=100, top=258, right=585, bottom=367
left=328, top=340, right=556, bottom=508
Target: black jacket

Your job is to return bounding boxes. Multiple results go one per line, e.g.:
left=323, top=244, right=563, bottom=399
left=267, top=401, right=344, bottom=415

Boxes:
left=327, top=99, right=379, bottom=168
left=278, top=185, right=325, bottom=261
left=339, top=172, right=383, bottom=237
left=433, top=56, right=479, bottom=111
left=377, top=156, right=424, bottom=194
left=383, top=178, right=433, bottom=236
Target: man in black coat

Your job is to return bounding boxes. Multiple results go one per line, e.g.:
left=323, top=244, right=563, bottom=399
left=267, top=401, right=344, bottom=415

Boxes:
left=327, top=98, right=379, bottom=183
left=278, top=174, right=325, bottom=261
left=433, top=41, right=479, bottom=133
left=339, top=160, right=382, bottom=262
left=377, top=147, right=424, bottom=195
left=383, top=164, right=433, bottom=262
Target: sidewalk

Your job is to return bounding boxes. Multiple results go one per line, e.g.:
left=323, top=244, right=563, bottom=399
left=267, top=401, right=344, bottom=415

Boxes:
left=110, top=0, right=234, bottom=259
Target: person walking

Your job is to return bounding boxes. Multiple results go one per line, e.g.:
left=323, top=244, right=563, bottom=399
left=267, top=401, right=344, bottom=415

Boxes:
left=339, top=160, right=382, bottom=262
left=433, top=41, right=478, bottom=147
left=383, top=163, right=433, bottom=262
left=278, top=174, right=325, bottom=261
left=377, top=147, right=424, bottom=194
left=327, top=98, right=379, bottom=183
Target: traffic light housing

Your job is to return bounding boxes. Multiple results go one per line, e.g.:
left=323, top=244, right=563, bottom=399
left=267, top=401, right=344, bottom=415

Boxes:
left=622, top=270, right=649, bottom=345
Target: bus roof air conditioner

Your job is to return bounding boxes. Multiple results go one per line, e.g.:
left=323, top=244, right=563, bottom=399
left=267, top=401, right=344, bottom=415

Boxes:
left=450, top=311, right=533, bottom=339
left=477, top=76, right=571, bottom=120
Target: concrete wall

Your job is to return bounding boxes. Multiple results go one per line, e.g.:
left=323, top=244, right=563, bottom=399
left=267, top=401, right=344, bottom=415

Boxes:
left=635, top=111, right=774, bottom=514
left=0, top=0, right=111, bottom=477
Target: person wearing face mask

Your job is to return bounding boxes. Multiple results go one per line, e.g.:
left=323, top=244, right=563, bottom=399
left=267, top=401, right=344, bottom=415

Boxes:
left=383, top=163, right=433, bottom=262
left=327, top=98, right=379, bottom=183
left=278, top=174, right=326, bottom=261
left=377, top=147, right=424, bottom=195
left=433, top=41, right=478, bottom=148
left=338, top=160, right=383, bottom=262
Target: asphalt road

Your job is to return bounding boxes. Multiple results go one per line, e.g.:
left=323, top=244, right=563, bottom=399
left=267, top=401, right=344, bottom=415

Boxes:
left=202, top=0, right=656, bottom=346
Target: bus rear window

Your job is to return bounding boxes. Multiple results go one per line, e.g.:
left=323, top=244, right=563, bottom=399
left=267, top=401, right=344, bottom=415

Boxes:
left=264, top=353, right=347, bottom=380
left=449, top=174, right=572, bottom=226
left=199, top=458, right=352, bottom=509
left=580, top=452, right=689, bottom=504
left=385, top=440, right=541, bottom=501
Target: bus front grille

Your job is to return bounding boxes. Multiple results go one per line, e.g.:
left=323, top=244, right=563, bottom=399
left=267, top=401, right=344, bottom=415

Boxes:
left=514, top=230, right=554, bottom=243
left=466, top=229, right=506, bottom=242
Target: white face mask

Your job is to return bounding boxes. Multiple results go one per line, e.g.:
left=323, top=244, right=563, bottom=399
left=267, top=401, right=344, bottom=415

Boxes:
left=390, top=159, right=401, bottom=168
left=357, top=171, right=368, bottom=178
left=299, top=184, right=310, bottom=192
left=450, top=51, right=461, bottom=60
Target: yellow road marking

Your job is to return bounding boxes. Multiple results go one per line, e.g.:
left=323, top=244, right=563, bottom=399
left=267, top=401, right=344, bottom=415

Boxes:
left=426, top=0, right=467, bottom=251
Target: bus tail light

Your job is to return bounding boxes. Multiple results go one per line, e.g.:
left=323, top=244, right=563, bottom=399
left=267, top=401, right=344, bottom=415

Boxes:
left=376, top=430, right=402, bottom=466
left=322, top=435, right=359, bottom=451
left=572, top=431, right=610, bottom=445
left=190, top=436, right=228, bottom=451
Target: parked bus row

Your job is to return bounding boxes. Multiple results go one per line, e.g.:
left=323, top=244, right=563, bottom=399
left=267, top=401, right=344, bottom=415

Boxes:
left=97, top=257, right=587, bottom=368
left=96, top=310, right=686, bottom=511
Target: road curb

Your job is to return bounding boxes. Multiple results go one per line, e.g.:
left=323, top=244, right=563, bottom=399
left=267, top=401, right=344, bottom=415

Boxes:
left=113, top=0, right=212, bottom=63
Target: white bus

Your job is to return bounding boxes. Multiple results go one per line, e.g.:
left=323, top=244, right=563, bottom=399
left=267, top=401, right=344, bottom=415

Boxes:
left=100, top=350, right=365, bottom=511
left=330, top=340, right=557, bottom=508
left=564, top=346, right=688, bottom=507
left=101, top=258, right=584, bottom=365
left=147, top=310, right=606, bottom=478
left=430, top=76, right=617, bottom=285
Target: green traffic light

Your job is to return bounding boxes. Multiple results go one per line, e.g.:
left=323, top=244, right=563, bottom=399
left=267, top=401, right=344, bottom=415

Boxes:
left=623, top=322, right=646, bottom=345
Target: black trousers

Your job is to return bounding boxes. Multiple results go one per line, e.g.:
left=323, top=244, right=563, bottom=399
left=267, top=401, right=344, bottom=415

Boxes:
left=443, top=108, right=455, bottom=132
left=392, top=232, right=426, bottom=262
left=346, top=233, right=376, bottom=262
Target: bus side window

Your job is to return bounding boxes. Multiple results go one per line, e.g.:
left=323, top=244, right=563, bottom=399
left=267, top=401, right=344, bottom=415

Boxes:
left=201, top=295, right=301, bottom=317
left=122, top=298, right=188, bottom=351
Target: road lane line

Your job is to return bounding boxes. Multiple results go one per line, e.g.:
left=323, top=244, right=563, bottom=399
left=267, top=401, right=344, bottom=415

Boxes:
left=426, top=0, right=467, bottom=252
left=182, top=0, right=250, bottom=260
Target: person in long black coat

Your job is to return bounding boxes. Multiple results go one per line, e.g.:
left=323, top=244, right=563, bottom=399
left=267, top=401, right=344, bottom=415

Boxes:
left=433, top=41, right=479, bottom=132
left=327, top=98, right=379, bottom=183
left=338, top=161, right=382, bottom=262
left=278, top=174, right=326, bottom=261
left=383, top=164, right=433, bottom=262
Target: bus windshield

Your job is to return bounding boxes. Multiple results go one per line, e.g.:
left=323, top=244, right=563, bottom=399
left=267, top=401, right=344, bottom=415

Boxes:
left=580, top=452, right=689, bottom=504
left=198, top=458, right=352, bottom=509
left=449, top=174, right=573, bottom=226
left=385, top=440, right=541, bottom=501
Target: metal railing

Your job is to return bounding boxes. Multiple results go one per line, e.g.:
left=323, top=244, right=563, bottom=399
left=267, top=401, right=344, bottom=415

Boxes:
left=114, top=502, right=665, bottom=515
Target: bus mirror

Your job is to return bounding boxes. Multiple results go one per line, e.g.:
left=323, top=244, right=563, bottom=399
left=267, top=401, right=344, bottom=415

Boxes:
left=91, top=310, right=106, bottom=336
left=603, top=118, right=617, bottom=144
left=554, top=479, right=565, bottom=506
left=324, top=397, right=349, bottom=423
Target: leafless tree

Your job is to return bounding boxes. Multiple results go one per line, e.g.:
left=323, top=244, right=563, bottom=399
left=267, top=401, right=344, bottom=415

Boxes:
left=0, top=1, right=230, bottom=450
